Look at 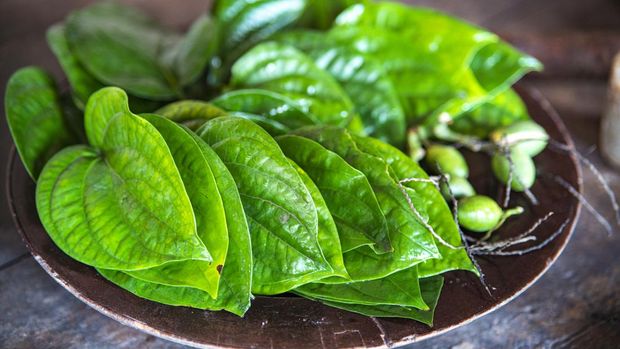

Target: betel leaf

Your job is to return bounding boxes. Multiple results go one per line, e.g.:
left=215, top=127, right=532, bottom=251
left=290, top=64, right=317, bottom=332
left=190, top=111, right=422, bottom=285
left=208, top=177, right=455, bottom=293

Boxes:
left=120, top=114, right=229, bottom=298
left=335, top=1, right=495, bottom=68
left=36, top=87, right=210, bottom=270
left=293, top=126, right=440, bottom=282
left=212, top=89, right=319, bottom=129
left=99, top=269, right=220, bottom=310
left=182, top=128, right=253, bottom=313
left=314, top=276, right=444, bottom=326
left=155, top=98, right=293, bottom=134
left=352, top=135, right=476, bottom=277
left=470, top=41, right=542, bottom=93
left=161, top=15, right=219, bottom=86
left=227, top=111, right=291, bottom=135
left=65, top=2, right=181, bottom=100
left=155, top=100, right=228, bottom=130
left=47, top=21, right=174, bottom=113
left=276, top=135, right=391, bottom=254
left=295, top=267, right=427, bottom=309
left=324, top=25, right=485, bottom=124
left=198, top=117, right=333, bottom=294
left=333, top=2, right=495, bottom=122
left=296, top=0, right=364, bottom=30
left=210, top=0, right=307, bottom=84
left=5, top=67, right=77, bottom=179
left=99, top=126, right=253, bottom=316
left=450, top=88, right=530, bottom=138
left=332, top=2, right=540, bottom=125
left=276, top=30, right=406, bottom=146
left=429, top=40, right=541, bottom=128
left=289, top=159, right=349, bottom=280
left=46, top=24, right=104, bottom=108
left=230, top=42, right=356, bottom=127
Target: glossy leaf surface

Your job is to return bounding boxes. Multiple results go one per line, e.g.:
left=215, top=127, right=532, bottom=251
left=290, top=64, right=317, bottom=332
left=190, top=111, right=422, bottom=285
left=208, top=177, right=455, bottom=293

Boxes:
left=123, top=114, right=229, bottom=298
left=198, top=117, right=332, bottom=294
left=276, top=30, right=406, bottom=146
left=352, top=135, right=476, bottom=277
left=315, top=276, right=444, bottom=325
left=230, top=42, right=356, bottom=127
left=293, top=126, right=440, bottom=281
left=212, top=89, right=318, bottom=129
left=296, top=267, right=427, bottom=309
left=5, top=67, right=77, bottom=179
left=277, top=135, right=391, bottom=254
left=36, top=88, right=210, bottom=270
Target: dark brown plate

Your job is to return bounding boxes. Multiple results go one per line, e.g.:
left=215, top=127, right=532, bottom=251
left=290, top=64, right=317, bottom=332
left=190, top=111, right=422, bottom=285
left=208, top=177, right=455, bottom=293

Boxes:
left=6, top=86, right=581, bottom=349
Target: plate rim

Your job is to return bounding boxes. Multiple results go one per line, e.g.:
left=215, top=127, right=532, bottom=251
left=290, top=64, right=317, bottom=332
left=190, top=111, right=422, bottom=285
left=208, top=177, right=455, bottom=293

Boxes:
left=5, top=86, right=583, bottom=349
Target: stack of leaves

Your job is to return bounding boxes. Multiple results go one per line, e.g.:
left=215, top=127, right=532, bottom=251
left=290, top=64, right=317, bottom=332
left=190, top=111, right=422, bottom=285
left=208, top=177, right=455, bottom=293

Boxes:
left=5, top=0, right=542, bottom=326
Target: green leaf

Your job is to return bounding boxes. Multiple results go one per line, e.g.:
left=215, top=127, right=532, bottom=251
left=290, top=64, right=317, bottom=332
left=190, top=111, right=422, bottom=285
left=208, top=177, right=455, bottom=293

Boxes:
left=331, top=2, right=540, bottom=125
left=5, top=67, right=77, bottom=179
left=276, top=30, right=406, bottom=146
left=470, top=41, right=542, bottom=93
left=36, top=88, right=210, bottom=270
left=212, top=89, right=319, bottom=129
left=335, top=2, right=495, bottom=63
left=334, top=2, right=494, bottom=120
left=351, top=135, right=476, bottom=277
left=155, top=100, right=228, bottom=130
left=276, top=135, right=391, bottom=254
left=296, top=0, right=364, bottom=30
left=182, top=128, right=253, bottom=314
left=311, top=276, right=444, bottom=326
left=230, top=42, right=356, bottom=127
left=293, top=126, right=440, bottom=282
left=119, top=114, right=229, bottom=298
left=450, top=88, right=530, bottom=138
left=198, top=117, right=332, bottom=294
left=295, top=267, right=427, bottom=309
left=99, top=269, right=219, bottom=309
left=65, top=2, right=181, bottom=99
left=227, top=111, right=291, bottom=135
left=47, top=24, right=104, bottom=108
left=47, top=23, right=164, bottom=113
left=165, top=15, right=219, bottom=86
left=84, top=87, right=131, bottom=148
left=211, top=0, right=308, bottom=83
left=99, top=126, right=253, bottom=316
left=289, top=159, right=349, bottom=280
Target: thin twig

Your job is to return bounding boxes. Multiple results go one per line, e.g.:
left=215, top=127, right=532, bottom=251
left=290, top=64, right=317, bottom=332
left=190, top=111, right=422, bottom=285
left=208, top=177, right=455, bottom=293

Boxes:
left=503, top=212, right=555, bottom=245
left=523, top=187, right=540, bottom=206
left=549, top=139, right=620, bottom=227
left=551, top=174, right=613, bottom=235
left=470, top=212, right=554, bottom=253
left=436, top=174, right=494, bottom=297
left=473, top=218, right=570, bottom=256
left=501, top=146, right=514, bottom=208
left=398, top=178, right=463, bottom=250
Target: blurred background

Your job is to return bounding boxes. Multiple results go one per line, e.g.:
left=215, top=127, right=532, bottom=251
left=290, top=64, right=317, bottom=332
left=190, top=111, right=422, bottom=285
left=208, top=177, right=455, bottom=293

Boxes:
left=1, top=0, right=619, bottom=348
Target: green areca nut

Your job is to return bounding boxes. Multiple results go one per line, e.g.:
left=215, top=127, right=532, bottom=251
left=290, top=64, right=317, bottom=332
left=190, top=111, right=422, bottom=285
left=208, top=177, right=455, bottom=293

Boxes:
left=457, top=195, right=503, bottom=233
left=440, top=176, right=475, bottom=200
left=490, top=120, right=549, bottom=157
left=425, top=145, right=469, bottom=178
left=491, top=149, right=536, bottom=192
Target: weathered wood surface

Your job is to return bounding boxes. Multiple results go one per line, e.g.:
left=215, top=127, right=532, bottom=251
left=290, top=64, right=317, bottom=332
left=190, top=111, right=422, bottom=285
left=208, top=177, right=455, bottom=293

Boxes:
left=1, top=1, right=619, bottom=348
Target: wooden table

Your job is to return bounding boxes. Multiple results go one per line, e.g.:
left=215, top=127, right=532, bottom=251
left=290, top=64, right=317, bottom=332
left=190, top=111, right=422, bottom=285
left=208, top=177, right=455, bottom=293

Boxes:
left=1, top=1, right=619, bottom=348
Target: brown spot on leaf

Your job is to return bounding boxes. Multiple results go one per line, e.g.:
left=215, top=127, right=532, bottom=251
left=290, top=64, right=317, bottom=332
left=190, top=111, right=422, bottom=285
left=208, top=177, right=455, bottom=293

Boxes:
left=216, top=265, right=223, bottom=274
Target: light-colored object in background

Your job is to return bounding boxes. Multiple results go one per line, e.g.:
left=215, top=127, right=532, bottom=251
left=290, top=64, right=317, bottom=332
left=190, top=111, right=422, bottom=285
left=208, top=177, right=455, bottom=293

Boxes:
left=601, top=53, right=620, bottom=170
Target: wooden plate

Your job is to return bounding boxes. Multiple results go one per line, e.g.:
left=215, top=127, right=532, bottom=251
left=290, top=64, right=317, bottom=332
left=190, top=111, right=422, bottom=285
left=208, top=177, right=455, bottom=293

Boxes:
left=6, top=87, right=581, bottom=348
